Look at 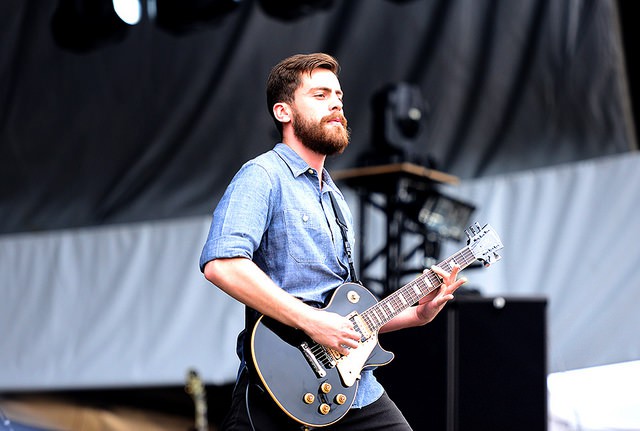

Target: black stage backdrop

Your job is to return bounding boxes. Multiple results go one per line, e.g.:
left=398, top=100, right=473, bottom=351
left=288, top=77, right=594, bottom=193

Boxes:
left=0, top=0, right=636, bottom=234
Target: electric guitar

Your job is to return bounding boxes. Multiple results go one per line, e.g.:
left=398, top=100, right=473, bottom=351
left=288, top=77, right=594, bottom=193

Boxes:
left=250, top=222, right=503, bottom=428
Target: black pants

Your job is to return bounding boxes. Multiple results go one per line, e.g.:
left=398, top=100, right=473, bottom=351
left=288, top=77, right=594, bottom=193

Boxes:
left=220, top=368, right=413, bottom=431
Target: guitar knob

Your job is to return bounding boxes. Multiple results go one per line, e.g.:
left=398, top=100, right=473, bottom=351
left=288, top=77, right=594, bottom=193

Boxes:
left=320, top=382, right=332, bottom=394
left=318, top=403, right=331, bottom=415
left=335, top=393, right=347, bottom=405
left=303, top=393, right=315, bottom=404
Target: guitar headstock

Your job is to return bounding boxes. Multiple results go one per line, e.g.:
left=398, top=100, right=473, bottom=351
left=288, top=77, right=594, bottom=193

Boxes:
left=465, top=222, right=503, bottom=267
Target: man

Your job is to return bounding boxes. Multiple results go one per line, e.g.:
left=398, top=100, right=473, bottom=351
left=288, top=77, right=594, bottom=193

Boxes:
left=199, top=53, right=466, bottom=430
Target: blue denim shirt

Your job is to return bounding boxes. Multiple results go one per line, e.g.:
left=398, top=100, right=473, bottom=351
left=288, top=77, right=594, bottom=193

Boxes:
left=199, top=143, right=384, bottom=408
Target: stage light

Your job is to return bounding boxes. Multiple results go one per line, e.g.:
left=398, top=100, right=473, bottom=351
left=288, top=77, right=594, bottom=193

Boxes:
left=257, top=0, right=334, bottom=21
left=51, top=0, right=142, bottom=52
left=153, top=0, right=243, bottom=34
left=113, top=0, right=142, bottom=25
left=408, top=190, right=476, bottom=242
left=368, top=82, right=427, bottom=164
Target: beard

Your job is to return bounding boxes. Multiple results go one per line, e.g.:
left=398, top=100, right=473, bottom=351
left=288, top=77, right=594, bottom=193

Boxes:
left=291, top=108, right=351, bottom=156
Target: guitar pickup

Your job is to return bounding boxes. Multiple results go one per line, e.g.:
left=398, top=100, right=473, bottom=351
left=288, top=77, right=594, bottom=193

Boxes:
left=348, top=312, right=372, bottom=341
left=299, top=342, right=327, bottom=378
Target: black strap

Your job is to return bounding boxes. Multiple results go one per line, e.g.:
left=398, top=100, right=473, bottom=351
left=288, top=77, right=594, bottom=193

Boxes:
left=328, top=192, right=360, bottom=284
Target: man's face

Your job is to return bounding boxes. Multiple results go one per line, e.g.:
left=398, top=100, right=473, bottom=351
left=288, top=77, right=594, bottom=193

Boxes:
left=290, top=68, right=350, bottom=156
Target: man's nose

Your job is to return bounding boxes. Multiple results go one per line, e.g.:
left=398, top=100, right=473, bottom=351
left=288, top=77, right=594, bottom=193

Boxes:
left=330, top=95, right=343, bottom=111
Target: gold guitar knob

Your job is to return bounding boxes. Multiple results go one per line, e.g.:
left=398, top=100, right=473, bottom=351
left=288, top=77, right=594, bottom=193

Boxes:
left=303, top=393, right=315, bottom=404
left=320, top=382, right=332, bottom=394
left=318, top=403, right=331, bottom=415
left=335, top=393, right=347, bottom=405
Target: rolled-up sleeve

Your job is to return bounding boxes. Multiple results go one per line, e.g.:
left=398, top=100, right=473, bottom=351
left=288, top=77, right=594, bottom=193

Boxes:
left=199, top=162, right=272, bottom=272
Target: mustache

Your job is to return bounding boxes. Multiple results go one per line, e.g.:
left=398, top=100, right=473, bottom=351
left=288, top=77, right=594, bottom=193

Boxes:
left=322, top=113, right=348, bottom=127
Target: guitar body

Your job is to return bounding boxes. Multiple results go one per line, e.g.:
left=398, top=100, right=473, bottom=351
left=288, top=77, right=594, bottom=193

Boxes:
left=250, top=282, right=394, bottom=428
left=249, top=223, right=504, bottom=428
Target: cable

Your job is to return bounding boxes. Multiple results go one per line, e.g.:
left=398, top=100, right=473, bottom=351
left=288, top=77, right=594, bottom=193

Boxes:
left=245, top=378, right=258, bottom=431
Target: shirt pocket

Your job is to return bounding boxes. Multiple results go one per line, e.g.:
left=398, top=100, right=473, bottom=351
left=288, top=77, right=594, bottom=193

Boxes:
left=283, top=209, right=332, bottom=264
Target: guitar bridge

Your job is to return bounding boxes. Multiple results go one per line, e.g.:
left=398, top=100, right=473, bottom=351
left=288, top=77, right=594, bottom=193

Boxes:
left=299, top=342, right=327, bottom=378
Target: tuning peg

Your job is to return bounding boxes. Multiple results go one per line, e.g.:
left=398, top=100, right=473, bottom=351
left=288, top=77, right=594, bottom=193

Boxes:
left=483, top=252, right=502, bottom=267
left=464, top=223, right=477, bottom=239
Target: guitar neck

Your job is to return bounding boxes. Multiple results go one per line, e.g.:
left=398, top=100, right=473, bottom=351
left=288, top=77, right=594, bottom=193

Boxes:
left=361, top=245, right=476, bottom=331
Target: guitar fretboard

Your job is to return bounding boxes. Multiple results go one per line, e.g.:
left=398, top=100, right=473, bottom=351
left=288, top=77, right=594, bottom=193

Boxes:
left=360, top=246, right=476, bottom=332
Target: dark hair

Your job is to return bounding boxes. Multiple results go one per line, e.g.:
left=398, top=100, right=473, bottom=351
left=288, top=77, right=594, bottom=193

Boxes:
left=266, top=53, right=340, bottom=136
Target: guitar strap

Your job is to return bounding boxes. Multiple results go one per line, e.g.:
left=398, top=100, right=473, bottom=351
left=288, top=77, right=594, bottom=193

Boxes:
left=328, top=192, right=361, bottom=285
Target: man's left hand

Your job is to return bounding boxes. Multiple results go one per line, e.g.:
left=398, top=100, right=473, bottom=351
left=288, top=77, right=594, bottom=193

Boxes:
left=415, top=265, right=467, bottom=324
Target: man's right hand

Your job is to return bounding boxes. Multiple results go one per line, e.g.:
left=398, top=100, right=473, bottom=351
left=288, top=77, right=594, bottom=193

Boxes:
left=301, top=309, right=361, bottom=356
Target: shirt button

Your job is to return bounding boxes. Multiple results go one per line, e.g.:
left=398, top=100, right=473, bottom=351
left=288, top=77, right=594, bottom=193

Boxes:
left=308, top=169, right=314, bottom=175
left=302, top=215, right=309, bottom=222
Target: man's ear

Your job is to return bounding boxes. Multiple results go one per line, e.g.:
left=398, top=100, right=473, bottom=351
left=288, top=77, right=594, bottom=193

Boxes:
left=273, top=102, right=291, bottom=124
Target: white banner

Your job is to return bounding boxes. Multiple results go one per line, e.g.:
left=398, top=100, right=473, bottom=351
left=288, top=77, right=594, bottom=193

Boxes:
left=1, top=153, right=639, bottom=389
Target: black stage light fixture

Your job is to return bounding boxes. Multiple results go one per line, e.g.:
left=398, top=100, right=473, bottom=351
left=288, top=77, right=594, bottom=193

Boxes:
left=369, top=82, right=427, bottom=164
left=153, top=0, right=243, bottom=35
left=52, top=0, right=141, bottom=52
left=257, top=0, right=334, bottom=21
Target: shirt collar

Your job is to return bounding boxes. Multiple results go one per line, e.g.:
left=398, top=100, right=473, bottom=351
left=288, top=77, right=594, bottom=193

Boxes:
left=273, top=143, right=316, bottom=178
left=273, top=143, right=338, bottom=191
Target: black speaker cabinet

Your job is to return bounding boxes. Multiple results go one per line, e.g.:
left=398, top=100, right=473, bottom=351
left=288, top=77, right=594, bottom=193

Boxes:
left=376, top=295, right=547, bottom=431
